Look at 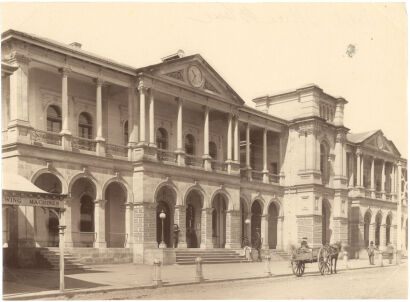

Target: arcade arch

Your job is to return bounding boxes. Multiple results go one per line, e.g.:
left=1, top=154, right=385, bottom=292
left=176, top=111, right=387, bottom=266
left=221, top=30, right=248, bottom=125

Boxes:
left=104, top=182, right=127, bottom=247
left=185, top=189, right=203, bottom=248
left=211, top=193, right=229, bottom=248
left=155, top=185, right=176, bottom=248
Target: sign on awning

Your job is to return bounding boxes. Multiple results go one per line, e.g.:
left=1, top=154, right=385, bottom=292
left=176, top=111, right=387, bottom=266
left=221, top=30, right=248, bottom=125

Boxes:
left=3, top=190, right=65, bottom=208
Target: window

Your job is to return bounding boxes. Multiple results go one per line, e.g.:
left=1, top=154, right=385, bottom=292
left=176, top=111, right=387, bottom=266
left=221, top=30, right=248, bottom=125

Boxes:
left=78, top=112, right=93, bottom=139
left=47, top=105, right=62, bottom=133
left=185, top=134, right=195, bottom=155
left=209, top=141, right=217, bottom=159
left=320, top=142, right=329, bottom=185
left=156, top=128, right=168, bottom=150
left=124, top=121, right=129, bottom=145
left=80, top=195, right=94, bottom=232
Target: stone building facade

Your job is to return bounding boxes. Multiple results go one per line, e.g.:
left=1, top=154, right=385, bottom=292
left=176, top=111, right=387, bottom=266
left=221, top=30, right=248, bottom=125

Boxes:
left=2, top=29, right=408, bottom=265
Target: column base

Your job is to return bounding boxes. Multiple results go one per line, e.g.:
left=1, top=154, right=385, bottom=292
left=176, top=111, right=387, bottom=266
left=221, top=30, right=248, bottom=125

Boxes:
left=202, top=155, right=212, bottom=171
left=175, top=149, right=186, bottom=166
left=177, top=242, right=188, bottom=249
left=93, top=242, right=107, bottom=248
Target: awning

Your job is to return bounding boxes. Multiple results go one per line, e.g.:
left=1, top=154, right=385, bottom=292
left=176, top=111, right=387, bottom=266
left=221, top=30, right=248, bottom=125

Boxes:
left=2, top=174, right=66, bottom=209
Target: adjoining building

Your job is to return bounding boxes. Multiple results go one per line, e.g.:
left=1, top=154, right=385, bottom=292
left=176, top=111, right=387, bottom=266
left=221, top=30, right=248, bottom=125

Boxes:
left=2, top=29, right=407, bottom=266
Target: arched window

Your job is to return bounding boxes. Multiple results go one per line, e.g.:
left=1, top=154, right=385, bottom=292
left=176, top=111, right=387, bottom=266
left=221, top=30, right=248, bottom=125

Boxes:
left=78, top=112, right=93, bottom=139
left=209, top=141, right=217, bottom=159
left=80, top=195, right=94, bottom=232
left=185, top=134, right=195, bottom=155
left=156, top=128, right=168, bottom=150
left=123, top=121, right=129, bottom=145
left=47, top=105, right=62, bottom=133
left=320, top=142, right=329, bottom=185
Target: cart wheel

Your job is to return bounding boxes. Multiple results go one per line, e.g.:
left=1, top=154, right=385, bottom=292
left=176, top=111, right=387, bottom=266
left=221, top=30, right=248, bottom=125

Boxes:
left=292, top=261, right=305, bottom=277
left=318, top=246, right=330, bottom=275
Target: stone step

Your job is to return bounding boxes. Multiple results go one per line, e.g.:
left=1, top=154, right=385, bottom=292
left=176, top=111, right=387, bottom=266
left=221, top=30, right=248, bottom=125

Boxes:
left=177, top=259, right=244, bottom=265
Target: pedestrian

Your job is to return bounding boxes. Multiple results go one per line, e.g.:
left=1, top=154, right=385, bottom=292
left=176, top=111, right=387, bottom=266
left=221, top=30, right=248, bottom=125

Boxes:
left=173, top=224, right=180, bottom=248
left=367, top=241, right=375, bottom=265
left=253, top=232, right=262, bottom=262
left=243, top=236, right=252, bottom=261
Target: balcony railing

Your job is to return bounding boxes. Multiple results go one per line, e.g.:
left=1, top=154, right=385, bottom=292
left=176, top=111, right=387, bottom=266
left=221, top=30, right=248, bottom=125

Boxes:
left=72, top=136, right=96, bottom=152
left=365, top=189, right=372, bottom=198
left=375, top=192, right=382, bottom=199
left=251, top=170, right=264, bottom=181
left=211, top=160, right=227, bottom=172
left=268, top=173, right=280, bottom=184
left=240, top=168, right=248, bottom=180
left=385, top=193, right=392, bottom=201
left=185, top=154, right=203, bottom=168
left=106, top=143, right=128, bottom=157
left=157, top=149, right=177, bottom=163
left=30, top=129, right=62, bottom=146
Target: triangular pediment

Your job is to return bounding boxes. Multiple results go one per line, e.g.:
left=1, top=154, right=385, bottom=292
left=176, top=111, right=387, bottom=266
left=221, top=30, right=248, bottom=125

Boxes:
left=143, top=54, right=244, bottom=106
left=362, top=130, right=401, bottom=157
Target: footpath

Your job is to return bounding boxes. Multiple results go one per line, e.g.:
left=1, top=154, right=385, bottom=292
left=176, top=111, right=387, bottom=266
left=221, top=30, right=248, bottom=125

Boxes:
left=3, top=258, right=406, bottom=300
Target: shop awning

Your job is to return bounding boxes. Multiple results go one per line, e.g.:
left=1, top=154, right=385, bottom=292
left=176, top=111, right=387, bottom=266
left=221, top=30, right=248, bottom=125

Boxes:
left=2, top=174, right=66, bottom=208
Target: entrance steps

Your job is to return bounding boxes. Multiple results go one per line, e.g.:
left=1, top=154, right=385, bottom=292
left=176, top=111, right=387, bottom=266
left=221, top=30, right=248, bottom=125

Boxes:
left=263, top=249, right=291, bottom=261
left=38, top=247, right=132, bottom=269
left=175, top=249, right=245, bottom=265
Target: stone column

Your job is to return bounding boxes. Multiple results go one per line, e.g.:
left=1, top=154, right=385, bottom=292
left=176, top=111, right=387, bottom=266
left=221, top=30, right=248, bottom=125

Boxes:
left=8, top=53, right=30, bottom=128
left=225, top=210, right=241, bottom=249
left=348, top=153, right=354, bottom=187
left=226, top=113, right=232, bottom=161
left=138, top=81, right=146, bottom=145
left=63, top=199, right=73, bottom=247
left=148, top=89, right=156, bottom=147
left=132, top=202, right=158, bottom=263
left=174, top=205, right=187, bottom=248
left=233, top=116, right=239, bottom=162
left=355, top=152, right=361, bottom=187
left=59, top=67, right=72, bottom=150
left=202, top=106, right=212, bottom=170
left=371, top=157, right=375, bottom=197
left=391, top=164, right=396, bottom=195
left=360, top=154, right=364, bottom=188
left=125, top=203, right=134, bottom=248
left=128, top=85, right=138, bottom=158
left=200, top=208, right=213, bottom=249
left=93, top=199, right=107, bottom=248
left=95, top=78, right=105, bottom=156
left=381, top=160, right=386, bottom=199
left=262, top=128, right=269, bottom=183
left=396, top=162, right=402, bottom=252
left=261, top=215, right=269, bottom=250
left=246, top=123, right=251, bottom=168
left=175, top=98, right=185, bottom=165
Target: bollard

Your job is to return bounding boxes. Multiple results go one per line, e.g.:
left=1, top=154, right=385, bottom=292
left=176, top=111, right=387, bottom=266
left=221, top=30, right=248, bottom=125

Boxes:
left=343, top=251, right=349, bottom=270
left=153, top=259, right=162, bottom=287
left=265, top=255, right=272, bottom=277
left=195, top=257, right=204, bottom=283
left=378, top=252, right=383, bottom=267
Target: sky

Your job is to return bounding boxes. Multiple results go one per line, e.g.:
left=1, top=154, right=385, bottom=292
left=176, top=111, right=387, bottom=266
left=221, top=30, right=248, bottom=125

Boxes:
left=1, top=2, right=408, bottom=156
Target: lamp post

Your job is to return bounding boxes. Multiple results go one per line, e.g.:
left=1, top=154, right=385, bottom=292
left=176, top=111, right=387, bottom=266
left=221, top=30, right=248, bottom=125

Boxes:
left=159, top=210, right=166, bottom=248
left=245, top=218, right=250, bottom=242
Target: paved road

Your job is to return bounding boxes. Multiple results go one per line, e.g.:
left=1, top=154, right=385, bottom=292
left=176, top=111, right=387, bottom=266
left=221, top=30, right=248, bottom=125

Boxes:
left=49, top=263, right=407, bottom=300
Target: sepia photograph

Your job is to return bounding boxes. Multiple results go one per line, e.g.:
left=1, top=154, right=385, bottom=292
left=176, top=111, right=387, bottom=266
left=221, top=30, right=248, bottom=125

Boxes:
left=0, top=2, right=408, bottom=300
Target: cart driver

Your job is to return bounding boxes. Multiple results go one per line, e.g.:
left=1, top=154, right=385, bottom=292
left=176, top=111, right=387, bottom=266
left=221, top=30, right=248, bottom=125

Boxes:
left=300, top=237, right=311, bottom=252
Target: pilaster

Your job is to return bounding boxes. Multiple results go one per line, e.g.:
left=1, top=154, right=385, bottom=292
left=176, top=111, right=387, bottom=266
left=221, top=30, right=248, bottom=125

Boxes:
left=174, top=205, right=187, bottom=248
left=200, top=208, right=213, bottom=249
left=93, top=199, right=107, bottom=248
left=225, top=210, right=241, bottom=249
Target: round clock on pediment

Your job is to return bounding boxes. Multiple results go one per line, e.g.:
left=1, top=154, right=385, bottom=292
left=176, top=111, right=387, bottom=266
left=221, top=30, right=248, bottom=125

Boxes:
left=377, top=135, right=384, bottom=149
left=188, top=65, right=204, bottom=88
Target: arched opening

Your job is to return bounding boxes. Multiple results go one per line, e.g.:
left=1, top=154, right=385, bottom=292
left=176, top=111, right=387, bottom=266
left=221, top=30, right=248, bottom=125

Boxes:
left=211, top=193, right=228, bottom=248
left=34, top=173, right=63, bottom=247
left=123, top=121, right=129, bottom=145
left=251, top=200, right=263, bottom=247
left=47, top=105, right=62, bottom=133
left=185, top=134, right=195, bottom=155
left=209, top=141, right=217, bottom=160
left=364, top=211, right=371, bottom=247
left=322, top=199, right=331, bottom=244
left=156, top=186, right=176, bottom=248
left=268, top=202, right=279, bottom=249
left=78, top=112, right=93, bottom=139
left=320, top=142, right=329, bottom=185
left=105, top=182, right=127, bottom=247
left=406, top=219, right=408, bottom=250
left=386, top=215, right=391, bottom=246
left=375, top=213, right=382, bottom=247
left=156, top=128, right=168, bottom=150
left=185, top=190, right=203, bottom=248
left=240, top=198, right=249, bottom=247
left=71, top=177, right=96, bottom=247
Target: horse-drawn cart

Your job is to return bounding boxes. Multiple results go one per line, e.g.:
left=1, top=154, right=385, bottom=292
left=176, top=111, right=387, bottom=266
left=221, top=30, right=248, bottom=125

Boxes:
left=290, top=246, right=333, bottom=277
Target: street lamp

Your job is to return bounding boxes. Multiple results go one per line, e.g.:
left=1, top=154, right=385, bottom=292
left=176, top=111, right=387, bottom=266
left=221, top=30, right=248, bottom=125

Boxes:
left=159, top=210, right=166, bottom=248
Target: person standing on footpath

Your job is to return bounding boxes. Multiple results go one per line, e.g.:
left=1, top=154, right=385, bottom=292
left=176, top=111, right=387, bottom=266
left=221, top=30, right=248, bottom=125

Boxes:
left=253, top=232, right=263, bottom=262
left=367, top=241, right=376, bottom=265
left=173, top=224, right=180, bottom=248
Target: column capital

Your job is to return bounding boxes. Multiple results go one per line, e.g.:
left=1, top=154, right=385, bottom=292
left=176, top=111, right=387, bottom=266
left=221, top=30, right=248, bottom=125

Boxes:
left=355, top=149, right=362, bottom=156
left=94, top=199, right=107, bottom=206
left=138, top=80, right=146, bottom=92
left=94, top=78, right=104, bottom=87
left=175, top=97, right=183, bottom=105
left=202, top=105, right=209, bottom=112
left=6, top=51, right=31, bottom=66
left=124, top=202, right=134, bottom=209
left=58, top=66, right=72, bottom=76
left=175, top=205, right=187, bottom=210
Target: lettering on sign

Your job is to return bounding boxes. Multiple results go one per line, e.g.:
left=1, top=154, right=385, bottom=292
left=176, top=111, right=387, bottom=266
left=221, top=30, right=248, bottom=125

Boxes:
left=3, top=192, right=65, bottom=208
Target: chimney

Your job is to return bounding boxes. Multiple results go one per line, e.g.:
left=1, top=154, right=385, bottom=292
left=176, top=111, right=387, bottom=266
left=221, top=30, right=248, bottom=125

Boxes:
left=69, top=42, right=82, bottom=49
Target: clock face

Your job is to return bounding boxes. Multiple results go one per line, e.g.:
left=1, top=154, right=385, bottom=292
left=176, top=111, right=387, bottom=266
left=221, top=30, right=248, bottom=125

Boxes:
left=188, top=66, right=204, bottom=88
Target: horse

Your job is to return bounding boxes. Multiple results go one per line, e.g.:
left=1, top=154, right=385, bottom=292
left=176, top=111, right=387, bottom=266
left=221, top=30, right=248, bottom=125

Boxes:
left=325, top=242, right=342, bottom=274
